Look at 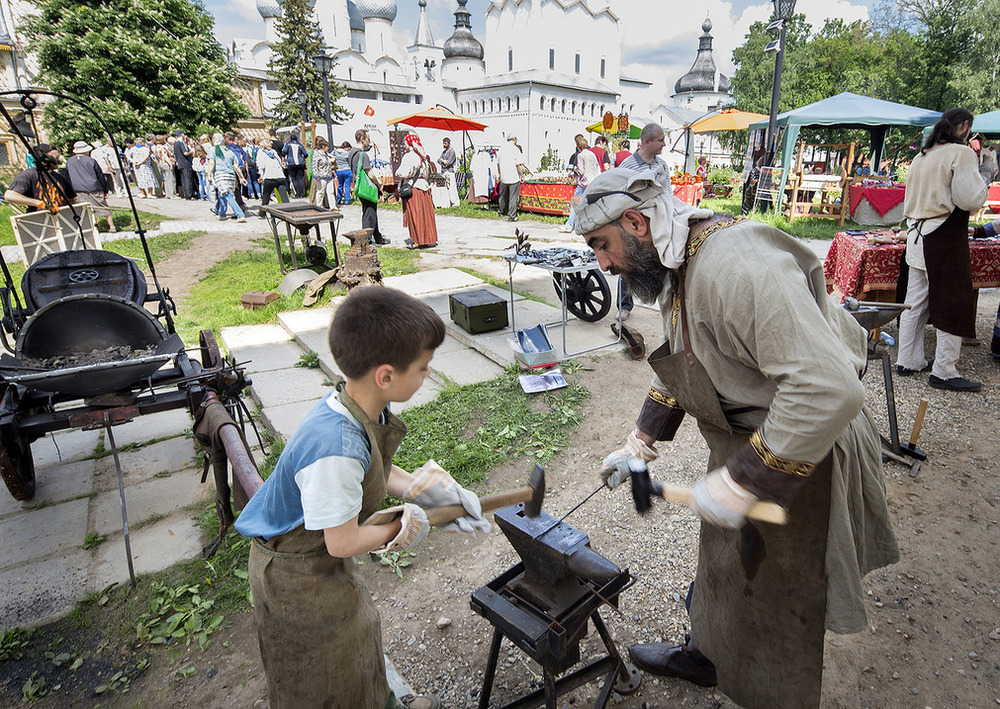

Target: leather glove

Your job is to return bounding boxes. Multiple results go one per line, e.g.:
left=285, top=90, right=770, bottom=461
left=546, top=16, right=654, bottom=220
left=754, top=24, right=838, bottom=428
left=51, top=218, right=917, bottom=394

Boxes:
left=602, top=430, right=658, bottom=489
left=688, top=466, right=758, bottom=529
left=403, top=460, right=491, bottom=534
left=376, top=503, right=429, bottom=553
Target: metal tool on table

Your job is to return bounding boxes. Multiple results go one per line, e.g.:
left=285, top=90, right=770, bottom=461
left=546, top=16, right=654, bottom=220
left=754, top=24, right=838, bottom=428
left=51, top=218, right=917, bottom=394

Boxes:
left=364, top=464, right=545, bottom=528
left=471, top=504, right=640, bottom=709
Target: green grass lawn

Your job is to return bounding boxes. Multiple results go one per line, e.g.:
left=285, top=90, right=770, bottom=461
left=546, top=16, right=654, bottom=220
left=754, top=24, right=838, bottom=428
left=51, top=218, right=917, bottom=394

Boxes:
left=103, top=231, right=198, bottom=272
left=0, top=204, right=171, bottom=247
left=173, top=242, right=420, bottom=344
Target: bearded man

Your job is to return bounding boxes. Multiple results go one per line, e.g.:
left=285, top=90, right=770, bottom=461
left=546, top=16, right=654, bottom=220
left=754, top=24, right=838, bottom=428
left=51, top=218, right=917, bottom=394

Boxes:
left=577, top=168, right=899, bottom=709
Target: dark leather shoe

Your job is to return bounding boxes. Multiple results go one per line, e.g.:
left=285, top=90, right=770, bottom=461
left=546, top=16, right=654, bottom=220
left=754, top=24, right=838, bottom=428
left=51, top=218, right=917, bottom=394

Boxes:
left=628, top=642, right=717, bottom=687
left=896, top=359, right=933, bottom=376
left=928, top=374, right=982, bottom=392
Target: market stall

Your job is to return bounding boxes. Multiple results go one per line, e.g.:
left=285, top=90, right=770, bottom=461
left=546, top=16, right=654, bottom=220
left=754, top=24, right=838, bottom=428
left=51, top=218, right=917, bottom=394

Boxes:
left=824, top=230, right=1000, bottom=301
left=519, top=178, right=575, bottom=216
left=672, top=182, right=704, bottom=206
left=847, top=181, right=907, bottom=225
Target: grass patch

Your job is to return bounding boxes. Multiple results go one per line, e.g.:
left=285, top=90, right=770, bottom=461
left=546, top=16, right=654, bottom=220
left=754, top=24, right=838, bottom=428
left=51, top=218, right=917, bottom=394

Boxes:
left=173, top=244, right=419, bottom=344
left=702, top=194, right=870, bottom=241
left=0, top=203, right=16, bottom=247
left=102, top=231, right=199, bottom=273
left=108, top=208, right=171, bottom=233
left=394, top=366, right=589, bottom=487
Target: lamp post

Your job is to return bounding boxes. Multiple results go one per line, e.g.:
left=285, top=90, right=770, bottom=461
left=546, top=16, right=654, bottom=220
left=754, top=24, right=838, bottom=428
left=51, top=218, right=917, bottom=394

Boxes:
left=313, top=52, right=334, bottom=148
left=764, top=0, right=796, bottom=167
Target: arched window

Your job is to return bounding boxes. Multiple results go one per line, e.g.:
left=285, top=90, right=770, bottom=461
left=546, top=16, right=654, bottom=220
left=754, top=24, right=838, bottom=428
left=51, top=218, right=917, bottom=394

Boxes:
left=515, top=96, right=520, bottom=111
left=550, top=97, right=556, bottom=111
left=508, top=48, right=513, bottom=72
left=591, top=104, right=596, bottom=117
left=574, top=53, right=580, bottom=74
left=490, top=98, right=494, bottom=112
left=571, top=101, right=577, bottom=114
left=506, top=97, right=511, bottom=111
left=549, top=48, right=555, bottom=70
left=581, top=102, right=587, bottom=116
left=600, top=57, right=606, bottom=79
left=540, top=96, right=545, bottom=110
left=561, top=99, right=566, bottom=112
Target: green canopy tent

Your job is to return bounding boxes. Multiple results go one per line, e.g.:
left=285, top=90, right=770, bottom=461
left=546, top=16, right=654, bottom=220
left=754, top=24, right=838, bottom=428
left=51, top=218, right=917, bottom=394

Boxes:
left=748, top=92, right=941, bottom=205
left=972, top=110, right=1000, bottom=136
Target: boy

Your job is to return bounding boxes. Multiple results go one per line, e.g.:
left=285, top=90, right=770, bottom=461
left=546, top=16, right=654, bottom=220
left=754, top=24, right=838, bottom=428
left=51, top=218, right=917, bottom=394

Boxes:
left=235, top=286, right=488, bottom=708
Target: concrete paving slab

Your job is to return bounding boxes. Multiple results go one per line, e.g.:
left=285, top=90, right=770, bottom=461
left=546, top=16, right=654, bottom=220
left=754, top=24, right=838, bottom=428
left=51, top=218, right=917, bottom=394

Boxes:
left=263, top=399, right=323, bottom=442
left=32, top=428, right=101, bottom=468
left=291, top=327, right=330, bottom=361
left=228, top=341, right=304, bottom=374
left=92, top=513, right=205, bottom=588
left=278, top=307, right=334, bottom=334
left=2, top=498, right=90, bottom=570
left=315, top=349, right=343, bottom=382
left=432, top=334, right=468, bottom=356
left=110, top=409, right=193, bottom=448
left=249, top=367, right=332, bottom=408
left=94, top=436, right=197, bottom=487
left=91, top=470, right=212, bottom=537
left=13, top=458, right=97, bottom=512
left=1, top=551, right=90, bottom=630
left=221, top=324, right=290, bottom=350
left=384, top=268, right=483, bottom=296
left=431, top=348, right=504, bottom=386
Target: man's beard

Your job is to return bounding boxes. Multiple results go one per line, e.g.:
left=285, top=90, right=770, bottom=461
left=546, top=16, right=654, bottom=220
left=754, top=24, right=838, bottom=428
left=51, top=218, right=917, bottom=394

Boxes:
left=618, top=225, right=669, bottom=303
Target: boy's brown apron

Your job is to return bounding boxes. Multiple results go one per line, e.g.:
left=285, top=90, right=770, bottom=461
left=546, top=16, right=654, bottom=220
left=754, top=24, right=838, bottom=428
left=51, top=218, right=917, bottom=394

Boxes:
left=249, top=384, right=406, bottom=709
left=646, top=255, right=832, bottom=709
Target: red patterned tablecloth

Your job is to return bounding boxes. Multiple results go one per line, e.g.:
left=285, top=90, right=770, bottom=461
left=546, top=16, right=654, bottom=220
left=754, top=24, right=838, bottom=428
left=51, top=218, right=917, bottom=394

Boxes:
left=847, top=184, right=906, bottom=218
left=824, top=231, right=1000, bottom=300
left=672, top=182, right=704, bottom=205
left=519, top=181, right=575, bottom=216
left=987, top=183, right=1000, bottom=213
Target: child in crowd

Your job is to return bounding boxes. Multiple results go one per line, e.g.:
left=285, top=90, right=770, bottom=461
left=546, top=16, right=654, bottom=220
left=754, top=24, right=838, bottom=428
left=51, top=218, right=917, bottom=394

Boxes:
left=235, top=286, right=488, bottom=709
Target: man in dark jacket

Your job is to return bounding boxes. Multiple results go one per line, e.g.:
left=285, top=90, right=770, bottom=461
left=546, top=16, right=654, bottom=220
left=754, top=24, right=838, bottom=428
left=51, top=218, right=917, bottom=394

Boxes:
left=173, top=131, right=195, bottom=199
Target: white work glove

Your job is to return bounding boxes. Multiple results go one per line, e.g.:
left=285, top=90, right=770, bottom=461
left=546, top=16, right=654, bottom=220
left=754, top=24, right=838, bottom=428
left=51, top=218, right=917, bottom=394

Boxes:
left=602, top=430, right=658, bottom=489
left=403, top=460, right=491, bottom=534
left=689, top=466, right=758, bottom=529
left=376, top=503, right=429, bottom=553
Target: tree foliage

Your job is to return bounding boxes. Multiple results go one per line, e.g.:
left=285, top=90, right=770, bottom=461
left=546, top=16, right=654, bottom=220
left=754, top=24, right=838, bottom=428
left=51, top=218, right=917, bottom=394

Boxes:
left=268, top=0, right=349, bottom=131
left=23, top=0, right=247, bottom=147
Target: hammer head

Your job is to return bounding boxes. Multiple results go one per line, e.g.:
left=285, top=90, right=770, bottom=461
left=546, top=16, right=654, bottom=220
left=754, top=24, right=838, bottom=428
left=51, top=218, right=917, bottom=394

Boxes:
left=522, top=463, right=546, bottom=518
left=630, top=462, right=658, bottom=515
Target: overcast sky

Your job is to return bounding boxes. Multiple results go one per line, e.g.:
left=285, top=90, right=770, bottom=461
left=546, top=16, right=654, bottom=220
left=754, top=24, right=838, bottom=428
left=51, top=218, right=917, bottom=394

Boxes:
left=206, top=0, right=877, bottom=93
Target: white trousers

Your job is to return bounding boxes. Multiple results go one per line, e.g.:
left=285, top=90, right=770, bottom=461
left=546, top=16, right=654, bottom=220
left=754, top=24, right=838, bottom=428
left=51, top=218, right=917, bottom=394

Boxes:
left=895, top=265, right=963, bottom=379
left=311, top=177, right=338, bottom=209
left=444, top=171, right=460, bottom=206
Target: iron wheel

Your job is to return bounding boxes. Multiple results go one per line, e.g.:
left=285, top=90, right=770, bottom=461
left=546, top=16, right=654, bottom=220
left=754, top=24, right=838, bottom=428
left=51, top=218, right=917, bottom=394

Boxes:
left=199, top=329, right=223, bottom=369
left=552, top=270, right=611, bottom=322
left=0, top=420, right=35, bottom=501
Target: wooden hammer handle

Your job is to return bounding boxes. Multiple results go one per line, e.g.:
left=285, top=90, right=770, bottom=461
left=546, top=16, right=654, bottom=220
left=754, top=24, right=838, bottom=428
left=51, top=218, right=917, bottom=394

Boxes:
left=659, top=484, right=788, bottom=525
left=909, top=398, right=929, bottom=447
left=363, top=486, right=533, bottom=528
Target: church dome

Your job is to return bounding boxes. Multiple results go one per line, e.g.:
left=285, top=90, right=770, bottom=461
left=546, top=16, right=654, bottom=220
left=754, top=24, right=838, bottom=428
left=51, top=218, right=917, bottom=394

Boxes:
left=257, top=0, right=281, bottom=20
left=443, top=0, right=484, bottom=60
left=347, top=0, right=364, bottom=31
left=674, top=16, right=718, bottom=94
left=356, top=0, right=397, bottom=21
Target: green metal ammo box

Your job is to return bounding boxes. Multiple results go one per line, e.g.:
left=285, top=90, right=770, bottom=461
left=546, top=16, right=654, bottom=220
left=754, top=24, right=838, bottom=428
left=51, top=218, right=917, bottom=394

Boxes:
left=449, top=289, right=509, bottom=334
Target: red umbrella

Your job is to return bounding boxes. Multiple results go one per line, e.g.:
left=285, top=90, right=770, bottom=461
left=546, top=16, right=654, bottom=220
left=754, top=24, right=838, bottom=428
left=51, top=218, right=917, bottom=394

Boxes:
left=387, top=107, right=487, bottom=132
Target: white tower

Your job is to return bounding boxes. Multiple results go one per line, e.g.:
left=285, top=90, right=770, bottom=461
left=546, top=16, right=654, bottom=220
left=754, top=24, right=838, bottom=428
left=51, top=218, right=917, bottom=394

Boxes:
left=313, top=0, right=351, bottom=51
left=356, top=0, right=397, bottom=60
left=441, top=0, right=485, bottom=87
left=257, top=0, right=282, bottom=43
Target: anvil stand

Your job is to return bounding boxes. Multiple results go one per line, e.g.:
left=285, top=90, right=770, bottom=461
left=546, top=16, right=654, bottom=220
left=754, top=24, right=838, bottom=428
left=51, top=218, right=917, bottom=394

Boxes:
left=471, top=505, right=641, bottom=709
left=845, top=302, right=927, bottom=473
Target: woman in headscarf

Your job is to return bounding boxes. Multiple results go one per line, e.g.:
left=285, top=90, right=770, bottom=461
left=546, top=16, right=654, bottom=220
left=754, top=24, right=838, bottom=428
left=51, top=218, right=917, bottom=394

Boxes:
left=212, top=133, right=246, bottom=222
left=130, top=135, right=159, bottom=199
left=395, top=133, right=437, bottom=249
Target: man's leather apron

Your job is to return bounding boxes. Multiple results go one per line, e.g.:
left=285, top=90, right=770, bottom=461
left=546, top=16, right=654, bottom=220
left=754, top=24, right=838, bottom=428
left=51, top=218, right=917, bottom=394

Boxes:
left=647, top=271, right=833, bottom=709
left=924, top=208, right=976, bottom=338
left=249, top=383, right=406, bottom=709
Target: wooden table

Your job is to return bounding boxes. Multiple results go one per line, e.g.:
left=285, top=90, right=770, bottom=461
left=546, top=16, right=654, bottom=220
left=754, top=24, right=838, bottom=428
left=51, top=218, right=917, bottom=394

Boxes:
left=823, top=230, right=1000, bottom=301
left=259, top=203, right=343, bottom=274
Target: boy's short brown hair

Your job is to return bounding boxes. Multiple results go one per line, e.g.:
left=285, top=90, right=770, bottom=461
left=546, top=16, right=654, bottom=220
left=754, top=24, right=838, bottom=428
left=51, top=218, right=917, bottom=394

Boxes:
left=329, top=286, right=445, bottom=378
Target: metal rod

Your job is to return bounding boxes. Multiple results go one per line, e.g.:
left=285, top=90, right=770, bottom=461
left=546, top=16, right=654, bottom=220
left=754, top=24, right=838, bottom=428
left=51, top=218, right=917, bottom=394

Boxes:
left=881, top=350, right=901, bottom=454
left=765, top=20, right=788, bottom=167
left=104, top=414, right=136, bottom=588
left=478, top=627, right=503, bottom=709
left=534, top=483, right=606, bottom=540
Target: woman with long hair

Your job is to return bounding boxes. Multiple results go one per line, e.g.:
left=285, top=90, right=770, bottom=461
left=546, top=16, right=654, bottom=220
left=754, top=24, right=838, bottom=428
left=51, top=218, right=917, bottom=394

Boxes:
left=395, top=133, right=437, bottom=249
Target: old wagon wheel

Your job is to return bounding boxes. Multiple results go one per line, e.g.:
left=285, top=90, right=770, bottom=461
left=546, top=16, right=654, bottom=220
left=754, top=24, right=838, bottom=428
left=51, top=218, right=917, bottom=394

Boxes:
left=199, top=329, right=223, bottom=369
left=0, top=420, right=35, bottom=501
left=552, top=270, right=611, bottom=322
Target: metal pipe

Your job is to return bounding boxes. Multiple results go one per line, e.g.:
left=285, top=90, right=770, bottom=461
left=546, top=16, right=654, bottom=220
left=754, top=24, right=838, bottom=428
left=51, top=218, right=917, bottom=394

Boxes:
left=202, top=390, right=263, bottom=505
left=765, top=19, right=787, bottom=167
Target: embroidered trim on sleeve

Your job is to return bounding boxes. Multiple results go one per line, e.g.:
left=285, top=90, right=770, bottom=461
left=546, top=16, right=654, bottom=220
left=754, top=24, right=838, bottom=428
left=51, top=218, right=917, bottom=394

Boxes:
left=749, top=430, right=816, bottom=478
left=647, top=387, right=681, bottom=409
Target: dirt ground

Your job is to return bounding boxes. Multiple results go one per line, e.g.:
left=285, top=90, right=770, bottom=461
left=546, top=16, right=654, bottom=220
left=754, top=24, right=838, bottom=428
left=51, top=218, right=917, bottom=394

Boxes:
left=6, top=230, right=1000, bottom=708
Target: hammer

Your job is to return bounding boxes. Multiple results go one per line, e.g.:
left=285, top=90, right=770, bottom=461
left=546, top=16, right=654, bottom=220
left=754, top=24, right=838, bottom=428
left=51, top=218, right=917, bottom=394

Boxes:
left=629, top=465, right=788, bottom=525
left=900, top=397, right=929, bottom=477
left=365, top=464, right=545, bottom=528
